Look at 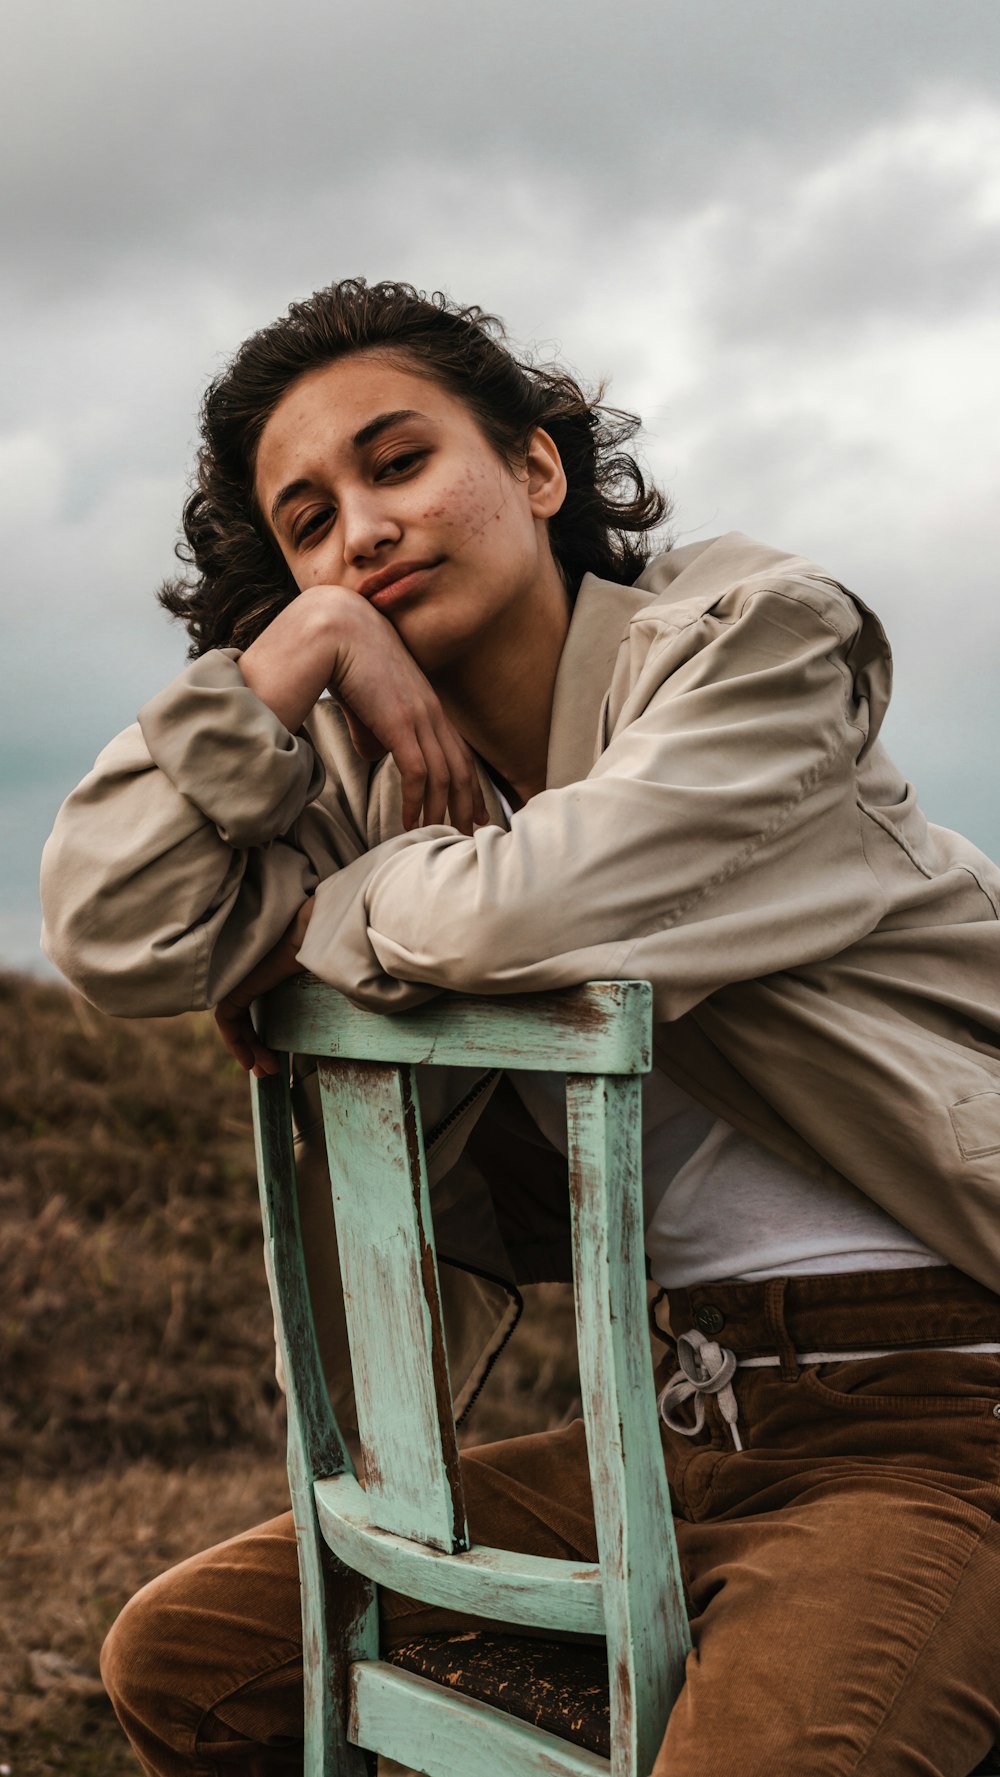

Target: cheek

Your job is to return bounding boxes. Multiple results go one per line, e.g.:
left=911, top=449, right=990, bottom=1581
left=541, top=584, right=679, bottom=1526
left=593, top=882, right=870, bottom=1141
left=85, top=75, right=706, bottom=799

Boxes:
left=284, top=532, right=343, bottom=591
left=294, top=557, right=328, bottom=591
left=419, top=464, right=517, bottom=546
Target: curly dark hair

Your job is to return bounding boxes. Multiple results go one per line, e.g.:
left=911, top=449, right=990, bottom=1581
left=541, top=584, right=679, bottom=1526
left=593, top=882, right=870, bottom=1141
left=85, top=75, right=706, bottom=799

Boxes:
left=159, top=278, right=671, bottom=656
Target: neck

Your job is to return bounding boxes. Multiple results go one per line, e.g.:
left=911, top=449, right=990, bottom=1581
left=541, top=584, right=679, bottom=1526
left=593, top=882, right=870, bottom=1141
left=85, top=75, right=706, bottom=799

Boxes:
left=434, top=560, right=571, bottom=804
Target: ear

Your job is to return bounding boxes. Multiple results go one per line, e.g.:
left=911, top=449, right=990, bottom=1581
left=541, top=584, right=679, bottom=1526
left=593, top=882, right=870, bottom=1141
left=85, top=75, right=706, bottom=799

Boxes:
left=524, top=426, right=567, bottom=520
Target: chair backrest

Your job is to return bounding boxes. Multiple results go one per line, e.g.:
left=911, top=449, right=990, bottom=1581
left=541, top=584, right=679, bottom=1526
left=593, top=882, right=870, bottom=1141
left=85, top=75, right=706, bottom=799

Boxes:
left=251, top=977, right=690, bottom=1777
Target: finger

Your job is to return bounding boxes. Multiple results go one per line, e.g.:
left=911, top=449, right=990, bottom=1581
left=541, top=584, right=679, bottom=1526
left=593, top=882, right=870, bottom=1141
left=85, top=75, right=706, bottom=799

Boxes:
left=338, top=699, right=389, bottom=763
left=434, top=712, right=491, bottom=834
left=242, top=1020, right=282, bottom=1074
left=432, top=722, right=479, bottom=835
left=215, top=1005, right=255, bottom=1070
left=472, top=768, right=490, bottom=828
left=251, top=1054, right=283, bottom=1079
left=412, top=718, right=452, bottom=829
left=390, top=731, right=428, bottom=831
left=215, top=1005, right=281, bottom=1076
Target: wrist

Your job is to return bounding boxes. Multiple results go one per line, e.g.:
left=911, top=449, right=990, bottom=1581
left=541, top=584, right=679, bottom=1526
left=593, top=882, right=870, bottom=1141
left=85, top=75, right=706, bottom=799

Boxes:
left=238, top=587, right=356, bottom=731
left=298, top=581, right=356, bottom=641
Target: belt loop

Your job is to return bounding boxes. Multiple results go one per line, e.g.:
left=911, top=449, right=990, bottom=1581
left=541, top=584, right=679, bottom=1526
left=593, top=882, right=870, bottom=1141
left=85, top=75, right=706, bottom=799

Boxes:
left=764, top=1277, right=798, bottom=1380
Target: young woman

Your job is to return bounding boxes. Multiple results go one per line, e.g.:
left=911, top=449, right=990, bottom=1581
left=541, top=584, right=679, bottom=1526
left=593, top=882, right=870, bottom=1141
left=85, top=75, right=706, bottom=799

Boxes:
left=41, top=279, right=1000, bottom=1777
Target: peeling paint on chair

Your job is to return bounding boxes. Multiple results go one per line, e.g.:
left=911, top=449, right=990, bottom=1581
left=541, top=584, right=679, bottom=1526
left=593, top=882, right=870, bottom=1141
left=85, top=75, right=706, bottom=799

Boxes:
left=251, top=979, right=689, bottom=1777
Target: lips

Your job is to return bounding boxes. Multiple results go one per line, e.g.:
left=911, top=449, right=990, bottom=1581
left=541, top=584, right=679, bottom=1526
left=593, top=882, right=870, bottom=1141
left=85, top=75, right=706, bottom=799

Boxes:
left=357, top=558, right=442, bottom=600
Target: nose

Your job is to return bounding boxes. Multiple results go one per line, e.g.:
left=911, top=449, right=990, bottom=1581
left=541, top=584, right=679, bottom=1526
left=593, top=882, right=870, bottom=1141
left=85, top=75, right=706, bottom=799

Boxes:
left=342, top=488, right=403, bottom=569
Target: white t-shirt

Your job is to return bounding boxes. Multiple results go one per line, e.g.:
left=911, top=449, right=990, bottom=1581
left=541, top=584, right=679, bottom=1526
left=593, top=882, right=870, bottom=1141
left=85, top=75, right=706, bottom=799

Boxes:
left=506, top=1066, right=946, bottom=1288
left=487, top=774, right=945, bottom=1287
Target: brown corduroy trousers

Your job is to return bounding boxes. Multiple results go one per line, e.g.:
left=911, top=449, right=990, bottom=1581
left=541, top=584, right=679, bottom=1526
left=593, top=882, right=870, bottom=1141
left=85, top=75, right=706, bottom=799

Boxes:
left=101, top=1266, right=1000, bottom=1776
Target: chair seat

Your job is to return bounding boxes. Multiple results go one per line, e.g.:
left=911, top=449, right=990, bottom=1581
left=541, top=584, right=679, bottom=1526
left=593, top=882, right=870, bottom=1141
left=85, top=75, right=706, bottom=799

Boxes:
left=387, top=1632, right=611, bottom=1756
left=389, top=1635, right=1000, bottom=1771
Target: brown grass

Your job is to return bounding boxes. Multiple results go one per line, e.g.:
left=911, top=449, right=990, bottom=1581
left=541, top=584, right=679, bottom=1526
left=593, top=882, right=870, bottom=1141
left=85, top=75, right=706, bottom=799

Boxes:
left=0, top=973, right=578, bottom=1772
left=1, top=1455, right=290, bottom=1776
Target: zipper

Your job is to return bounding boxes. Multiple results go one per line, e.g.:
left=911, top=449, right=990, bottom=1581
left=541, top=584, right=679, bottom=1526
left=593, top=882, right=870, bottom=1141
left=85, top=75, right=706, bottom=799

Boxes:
left=424, top=1068, right=500, bottom=1160
left=436, top=1255, right=524, bottom=1428
left=290, top=1059, right=499, bottom=1157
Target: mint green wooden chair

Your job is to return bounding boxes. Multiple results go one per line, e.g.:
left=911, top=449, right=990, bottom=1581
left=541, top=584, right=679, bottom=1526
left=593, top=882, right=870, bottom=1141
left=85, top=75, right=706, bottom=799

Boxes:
left=250, top=977, right=690, bottom=1777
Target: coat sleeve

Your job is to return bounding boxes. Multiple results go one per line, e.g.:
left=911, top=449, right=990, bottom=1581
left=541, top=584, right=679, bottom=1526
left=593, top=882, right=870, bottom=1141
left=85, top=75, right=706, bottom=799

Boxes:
left=297, top=582, right=889, bottom=1021
left=40, top=649, right=367, bottom=1016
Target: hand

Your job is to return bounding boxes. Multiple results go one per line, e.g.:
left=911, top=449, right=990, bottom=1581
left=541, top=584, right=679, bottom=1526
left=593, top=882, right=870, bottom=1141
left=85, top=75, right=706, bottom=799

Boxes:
left=328, top=596, right=490, bottom=833
left=214, top=899, right=316, bottom=1077
left=237, top=585, right=488, bottom=834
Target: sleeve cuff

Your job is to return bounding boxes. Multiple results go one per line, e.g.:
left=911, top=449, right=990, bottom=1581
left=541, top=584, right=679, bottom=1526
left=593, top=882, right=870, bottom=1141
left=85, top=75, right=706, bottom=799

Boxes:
left=138, top=648, right=326, bottom=846
left=296, top=831, right=444, bottom=1011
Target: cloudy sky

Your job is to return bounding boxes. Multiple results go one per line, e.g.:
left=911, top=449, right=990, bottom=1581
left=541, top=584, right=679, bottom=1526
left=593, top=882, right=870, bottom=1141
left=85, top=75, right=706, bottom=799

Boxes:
left=3, top=0, right=999, bottom=974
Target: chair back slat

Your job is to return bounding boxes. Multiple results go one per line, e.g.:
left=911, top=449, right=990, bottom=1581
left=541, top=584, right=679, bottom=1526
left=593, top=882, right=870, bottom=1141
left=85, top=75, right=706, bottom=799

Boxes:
left=262, top=977, right=651, bottom=1075
left=566, top=1073, right=691, bottom=1777
left=317, top=1056, right=469, bottom=1554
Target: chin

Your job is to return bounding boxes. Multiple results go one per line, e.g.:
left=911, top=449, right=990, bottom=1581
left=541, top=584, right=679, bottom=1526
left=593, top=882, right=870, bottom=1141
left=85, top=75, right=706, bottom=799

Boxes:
left=395, top=611, right=480, bottom=676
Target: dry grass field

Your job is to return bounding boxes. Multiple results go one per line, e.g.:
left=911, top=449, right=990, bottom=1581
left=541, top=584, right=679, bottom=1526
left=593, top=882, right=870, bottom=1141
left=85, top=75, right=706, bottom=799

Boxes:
left=0, top=972, right=579, bottom=1776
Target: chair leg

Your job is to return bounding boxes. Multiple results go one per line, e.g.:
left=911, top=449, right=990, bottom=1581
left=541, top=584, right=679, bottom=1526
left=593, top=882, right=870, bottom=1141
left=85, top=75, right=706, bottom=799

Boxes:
left=301, top=1526, right=378, bottom=1777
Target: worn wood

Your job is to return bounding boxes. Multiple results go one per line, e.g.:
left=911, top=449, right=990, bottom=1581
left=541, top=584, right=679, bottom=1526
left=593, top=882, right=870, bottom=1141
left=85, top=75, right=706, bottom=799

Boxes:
left=316, top=1058, right=468, bottom=1554
left=314, top=1472, right=604, bottom=1634
left=566, top=1074, right=690, bottom=1777
left=349, top=1662, right=611, bottom=1777
left=262, top=977, right=652, bottom=1076
left=251, top=1067, right=349, bottom=1483
left=253, top=980, right=686, bottom=1777
left=388, top=1635, right=612, bottom=1758
left=251, top=1068, right=378, bottom=1777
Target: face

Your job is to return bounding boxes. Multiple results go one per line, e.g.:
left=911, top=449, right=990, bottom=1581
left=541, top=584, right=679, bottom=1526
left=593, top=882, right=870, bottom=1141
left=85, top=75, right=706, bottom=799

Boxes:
left=253, top=351, right=567, bottom=675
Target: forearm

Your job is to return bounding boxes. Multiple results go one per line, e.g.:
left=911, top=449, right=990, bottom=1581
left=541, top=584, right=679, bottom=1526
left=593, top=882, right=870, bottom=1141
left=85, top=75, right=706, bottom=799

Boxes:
left=39, top=724, right=322, bottom=1016
left=296, top=586, right=885, bottom=1016
left=136, top=649, right=326, bottom=845
left=298, top=762, right=878, bottom=1021
left=40, top=655, right=364, bottom=1015
left=233, top=584, right=487, bottom=834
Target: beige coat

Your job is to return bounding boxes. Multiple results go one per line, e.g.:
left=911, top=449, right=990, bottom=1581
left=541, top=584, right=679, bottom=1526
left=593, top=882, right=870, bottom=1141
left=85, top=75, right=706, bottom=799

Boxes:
left=41, top=533, right=1000, bottom=1393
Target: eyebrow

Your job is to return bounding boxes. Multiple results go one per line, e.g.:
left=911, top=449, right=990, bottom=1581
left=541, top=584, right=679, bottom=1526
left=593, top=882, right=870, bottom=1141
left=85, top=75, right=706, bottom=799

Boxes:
left=269, top=408, right=425, bottom=530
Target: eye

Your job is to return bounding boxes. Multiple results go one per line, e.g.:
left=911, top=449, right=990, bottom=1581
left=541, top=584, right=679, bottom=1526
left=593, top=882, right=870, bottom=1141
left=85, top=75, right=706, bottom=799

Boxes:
left=376, top=448, right=427, bottom=479
left=294, top=506, right=334, bottom=546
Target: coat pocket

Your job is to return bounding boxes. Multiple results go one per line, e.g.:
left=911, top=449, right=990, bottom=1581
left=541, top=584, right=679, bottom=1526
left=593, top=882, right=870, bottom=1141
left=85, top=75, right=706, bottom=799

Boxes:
left=950, top=1092, right=1000, bottom=1160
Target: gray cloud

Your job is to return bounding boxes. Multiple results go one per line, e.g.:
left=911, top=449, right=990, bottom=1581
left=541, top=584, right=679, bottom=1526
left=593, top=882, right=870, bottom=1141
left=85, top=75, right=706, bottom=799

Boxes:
left=698, top=98, right=1000, bottom=346
left=8, top=0, right=1000, bottom=294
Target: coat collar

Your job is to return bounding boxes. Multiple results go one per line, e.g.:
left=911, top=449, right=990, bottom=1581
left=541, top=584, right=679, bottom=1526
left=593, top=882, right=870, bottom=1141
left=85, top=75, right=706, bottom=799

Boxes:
left=544, top=571, right=653, bottom=789
left=543, top=534, right=770, bottom=790
left=633, top=531, right=817, bottom=601
left=545, top=531, right=895, bottom=789
left=380, top=532, right=892, bottom=824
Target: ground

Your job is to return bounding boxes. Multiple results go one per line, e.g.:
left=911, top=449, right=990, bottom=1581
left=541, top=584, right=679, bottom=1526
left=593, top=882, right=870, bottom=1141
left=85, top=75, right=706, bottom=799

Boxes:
left=0, top=973, right=579, bottom=1776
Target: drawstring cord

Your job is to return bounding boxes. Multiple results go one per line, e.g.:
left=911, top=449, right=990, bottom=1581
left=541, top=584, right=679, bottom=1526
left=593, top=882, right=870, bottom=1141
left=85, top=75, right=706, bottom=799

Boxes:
left=658, top=1329, right=1000, bottom=1453
left=658, top=1328, right=744, bottom=1451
